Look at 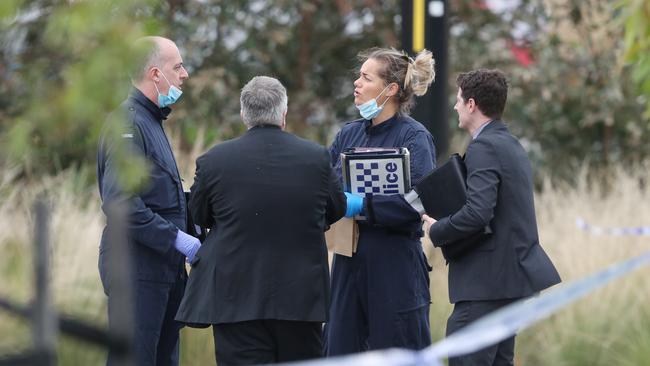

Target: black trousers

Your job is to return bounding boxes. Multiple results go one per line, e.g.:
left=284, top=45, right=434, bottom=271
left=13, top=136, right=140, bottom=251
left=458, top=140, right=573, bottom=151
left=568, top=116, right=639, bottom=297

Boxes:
left=212, top=320, right=322, bottom=366
left=105, top=277, right=185, bottom=366
left=446, top=298, right=520, bottom=366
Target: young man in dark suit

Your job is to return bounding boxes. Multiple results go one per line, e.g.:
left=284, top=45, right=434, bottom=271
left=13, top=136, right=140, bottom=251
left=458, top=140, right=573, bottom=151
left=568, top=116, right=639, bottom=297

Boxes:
left=422, top=69, right=561, bottom=366
left=175, top=76, right=348, bottom=365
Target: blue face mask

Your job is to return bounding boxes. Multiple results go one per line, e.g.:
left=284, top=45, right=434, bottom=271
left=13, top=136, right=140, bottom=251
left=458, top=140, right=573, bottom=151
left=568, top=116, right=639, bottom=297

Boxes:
left=154, top=70, right=183, bottom=107
left=356, top=84, right=391, bottom=120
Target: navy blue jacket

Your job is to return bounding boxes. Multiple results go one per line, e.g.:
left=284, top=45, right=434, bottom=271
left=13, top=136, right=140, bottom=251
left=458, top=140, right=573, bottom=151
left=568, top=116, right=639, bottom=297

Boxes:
left=97, top=88, right=187, bottom=285
left=327, top=114, right=437, bottom=319
left=331, top=114, right=437, bottom=233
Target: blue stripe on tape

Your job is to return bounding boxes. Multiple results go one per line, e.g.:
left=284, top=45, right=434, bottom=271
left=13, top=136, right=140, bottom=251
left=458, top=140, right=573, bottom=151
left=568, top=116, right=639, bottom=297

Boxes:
left=278, top=250, right=650, bottom=366
left=576, top=217, right=650, bottom=236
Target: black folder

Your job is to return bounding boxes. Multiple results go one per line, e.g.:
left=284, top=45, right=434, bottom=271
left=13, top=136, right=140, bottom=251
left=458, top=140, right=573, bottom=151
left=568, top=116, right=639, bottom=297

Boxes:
left=414, top=154, right=491, bottom=261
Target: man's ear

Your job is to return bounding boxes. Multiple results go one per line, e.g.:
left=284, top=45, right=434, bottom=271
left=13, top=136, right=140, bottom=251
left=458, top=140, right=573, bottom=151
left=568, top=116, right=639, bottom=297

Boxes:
left=467, top=98, right=476, bottom=113
left=281, top=110, right=287, bottom=130
left=148, top=67, right=160, bottom=83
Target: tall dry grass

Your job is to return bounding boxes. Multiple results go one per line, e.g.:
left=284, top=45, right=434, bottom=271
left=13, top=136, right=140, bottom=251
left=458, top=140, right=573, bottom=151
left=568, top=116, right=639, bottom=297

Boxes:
left=0, top=160, right=649, bottom=365
left=516, top=167, right=650, bottom=365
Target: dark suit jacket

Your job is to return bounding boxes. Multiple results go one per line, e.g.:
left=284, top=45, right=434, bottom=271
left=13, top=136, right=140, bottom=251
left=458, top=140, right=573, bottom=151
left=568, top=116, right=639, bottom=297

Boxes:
left=428, top=121, right=561, bottom=303
left=175, top=124, right=346, bottom=325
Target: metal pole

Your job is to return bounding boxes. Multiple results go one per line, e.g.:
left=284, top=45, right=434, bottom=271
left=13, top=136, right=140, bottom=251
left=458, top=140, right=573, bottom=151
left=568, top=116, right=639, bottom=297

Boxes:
left=402, top=0, right=450, bottom=163
left=32, top=197, right=57, bottom=366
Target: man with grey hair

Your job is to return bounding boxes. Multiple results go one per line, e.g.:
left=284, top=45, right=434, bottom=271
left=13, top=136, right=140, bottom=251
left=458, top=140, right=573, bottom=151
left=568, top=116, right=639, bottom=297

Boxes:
left=97, top=36, right=199, bottom=366
left=239, top=75, right=288, bottom=129
left=176, top=76, right=347, bottom=365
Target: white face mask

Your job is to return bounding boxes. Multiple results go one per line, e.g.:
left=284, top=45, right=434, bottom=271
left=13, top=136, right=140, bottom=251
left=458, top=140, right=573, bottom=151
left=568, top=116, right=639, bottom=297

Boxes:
left=356, top=84, right=391, bottom=120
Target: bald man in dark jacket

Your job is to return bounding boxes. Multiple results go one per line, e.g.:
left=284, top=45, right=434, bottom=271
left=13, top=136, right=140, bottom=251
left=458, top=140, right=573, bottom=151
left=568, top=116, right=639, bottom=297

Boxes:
left=97, top=36, right=197, bottom=366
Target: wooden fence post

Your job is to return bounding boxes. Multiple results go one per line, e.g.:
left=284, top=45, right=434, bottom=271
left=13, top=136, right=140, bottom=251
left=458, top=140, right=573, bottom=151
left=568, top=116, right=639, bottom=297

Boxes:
left=105, top=201, right=135, bottom=366
left=32, top=197, right=57, bottom=366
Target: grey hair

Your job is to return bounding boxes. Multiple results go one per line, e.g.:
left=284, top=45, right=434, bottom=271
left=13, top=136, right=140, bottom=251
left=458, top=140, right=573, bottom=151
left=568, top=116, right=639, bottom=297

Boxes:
left=130, top=36, right=165, bottom=83
left=240, top=76, right=288, bottom=128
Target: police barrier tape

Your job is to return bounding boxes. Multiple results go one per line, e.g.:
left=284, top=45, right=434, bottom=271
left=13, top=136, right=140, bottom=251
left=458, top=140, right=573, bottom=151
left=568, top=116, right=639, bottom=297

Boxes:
left=576, top=217, right=650, bottom=236
left=282, top=250, right=650, bottom=366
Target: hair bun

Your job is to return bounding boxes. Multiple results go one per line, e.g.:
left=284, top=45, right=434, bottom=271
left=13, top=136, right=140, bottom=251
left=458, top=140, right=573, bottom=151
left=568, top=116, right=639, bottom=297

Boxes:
left=409, top=49, right=436, bottom=96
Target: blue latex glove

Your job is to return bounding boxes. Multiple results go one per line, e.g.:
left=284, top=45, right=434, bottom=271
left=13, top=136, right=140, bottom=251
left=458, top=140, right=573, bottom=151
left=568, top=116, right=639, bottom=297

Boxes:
left=174, top=230, right=201, bottom=264
left=344, top=192, right=364, bottom=218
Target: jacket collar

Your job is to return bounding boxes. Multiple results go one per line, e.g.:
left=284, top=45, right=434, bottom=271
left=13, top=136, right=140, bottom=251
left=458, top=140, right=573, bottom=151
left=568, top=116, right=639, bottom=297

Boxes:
left=129, top=87, right=172, bottom=122
left=364, top=113, right=399, bottom=135
left=476, top=119, right=506, bottom=136
left=248, top=123, right=282, bottom=132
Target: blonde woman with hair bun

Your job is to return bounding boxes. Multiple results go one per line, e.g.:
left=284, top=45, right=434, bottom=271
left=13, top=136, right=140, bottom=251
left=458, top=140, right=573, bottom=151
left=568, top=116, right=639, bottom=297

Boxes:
left=324, top=47, right=437, bottom=356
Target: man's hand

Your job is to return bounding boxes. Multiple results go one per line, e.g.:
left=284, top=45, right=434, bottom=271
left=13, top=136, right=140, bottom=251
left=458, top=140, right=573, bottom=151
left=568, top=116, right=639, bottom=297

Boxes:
left=421, top=214, right=437, bottom=236
left=344, top=192, right=364, bottom=218
left=174, top=230, right=201, bottom=264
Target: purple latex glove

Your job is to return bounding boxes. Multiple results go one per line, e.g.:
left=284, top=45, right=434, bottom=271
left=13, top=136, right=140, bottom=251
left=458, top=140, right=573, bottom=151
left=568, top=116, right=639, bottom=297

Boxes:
left=174, top=230, right=201, bottom=264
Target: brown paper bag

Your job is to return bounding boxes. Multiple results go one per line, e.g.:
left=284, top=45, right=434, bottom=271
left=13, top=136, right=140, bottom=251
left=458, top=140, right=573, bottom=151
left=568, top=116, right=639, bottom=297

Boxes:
left=325, top=217, right=359, bottom=257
